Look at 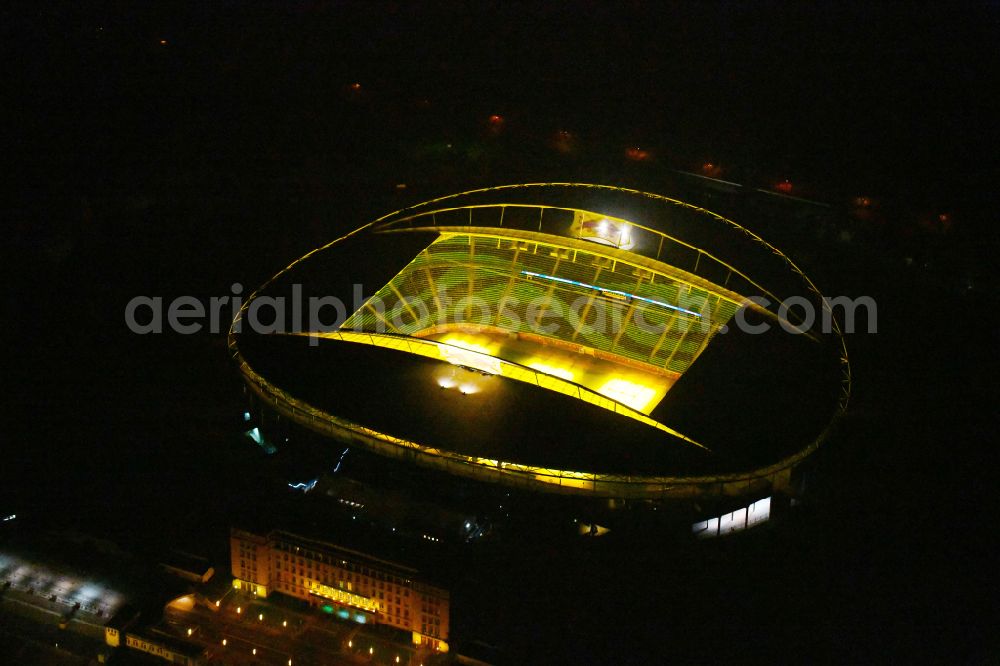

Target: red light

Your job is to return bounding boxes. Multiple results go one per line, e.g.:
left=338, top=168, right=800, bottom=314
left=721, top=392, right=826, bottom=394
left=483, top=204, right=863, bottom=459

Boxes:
left=921, top=212, right=954, bottom=233
left=776, top=179, right=793, bottom=194
left=350, top=82, right=361, bottom=91
left=552, top=130, right=575, bottom=154
left=626, top=147, right=650, bottom=162
left=487, top=114, right=505, bottom=135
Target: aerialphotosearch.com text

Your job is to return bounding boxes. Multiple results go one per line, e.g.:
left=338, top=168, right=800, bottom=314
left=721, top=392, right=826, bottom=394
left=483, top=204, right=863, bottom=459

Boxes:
left=124, top=282, right=877, bottom=341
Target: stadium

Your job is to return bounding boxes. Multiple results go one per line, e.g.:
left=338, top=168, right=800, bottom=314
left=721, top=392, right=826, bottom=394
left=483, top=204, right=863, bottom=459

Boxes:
left=229, top=184, right=850, bottom=534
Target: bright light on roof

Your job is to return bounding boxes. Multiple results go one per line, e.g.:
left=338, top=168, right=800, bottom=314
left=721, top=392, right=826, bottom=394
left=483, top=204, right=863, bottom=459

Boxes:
left=77, top=583, right=102, bottom=601
left=526, top=362, right=574, bottom=381
left=438, top=335, right=503, bottom=374
left=579, top=216, right=634, bottom=249
left=438, top=336, right=495, bottom=356
left=597, top=378, right=659, bottom=412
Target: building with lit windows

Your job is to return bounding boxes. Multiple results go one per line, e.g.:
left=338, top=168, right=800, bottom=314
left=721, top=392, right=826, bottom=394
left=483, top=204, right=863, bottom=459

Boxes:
left=229, top=184, right=850, bottom=533
left=231, top=528, right=450, bottom=652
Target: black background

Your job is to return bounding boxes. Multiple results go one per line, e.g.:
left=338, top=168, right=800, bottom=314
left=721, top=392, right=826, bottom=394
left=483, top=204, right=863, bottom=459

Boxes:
left=5, top=2, right=998, bottom=662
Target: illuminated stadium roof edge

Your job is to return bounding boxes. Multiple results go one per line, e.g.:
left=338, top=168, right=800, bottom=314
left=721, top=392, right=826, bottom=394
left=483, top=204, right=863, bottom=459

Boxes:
left=229, top=184, right=851, bottom=499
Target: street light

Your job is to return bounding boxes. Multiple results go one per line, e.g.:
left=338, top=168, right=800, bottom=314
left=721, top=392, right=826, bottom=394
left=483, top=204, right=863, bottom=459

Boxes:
left=369, top=646, right=374, bottom=655
left=252, top=648, right=257, bottom=655
left=222, top=639, right=227, bottom=647
left=282, top=620, right=287, bottom=627
left=259, top=613, right=264, bottom=621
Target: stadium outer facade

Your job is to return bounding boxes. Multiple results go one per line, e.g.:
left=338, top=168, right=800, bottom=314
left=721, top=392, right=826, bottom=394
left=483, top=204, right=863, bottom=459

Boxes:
left=228, top=183, right=851, bottom=505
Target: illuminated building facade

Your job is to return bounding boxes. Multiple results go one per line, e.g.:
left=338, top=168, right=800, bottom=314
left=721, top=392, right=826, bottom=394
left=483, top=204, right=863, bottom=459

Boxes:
left=121, top=633, right=206, bottom=665
left=230, top=528, right=450, bottom=652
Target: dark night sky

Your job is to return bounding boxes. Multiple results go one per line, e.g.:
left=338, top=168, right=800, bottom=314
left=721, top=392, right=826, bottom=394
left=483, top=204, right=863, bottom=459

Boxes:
left=4, top=2, right=999, bottom=662
left=7, top=2, right=998, bottom=198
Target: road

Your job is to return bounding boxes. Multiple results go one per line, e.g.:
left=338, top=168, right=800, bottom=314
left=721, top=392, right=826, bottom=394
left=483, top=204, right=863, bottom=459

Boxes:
left=159, top=590, right=427, bottom=665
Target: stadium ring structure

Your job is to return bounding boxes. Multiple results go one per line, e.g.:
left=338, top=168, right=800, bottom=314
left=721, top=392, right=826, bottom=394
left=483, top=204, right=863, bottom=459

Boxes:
left=229, top=184, right=850, bottom=501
